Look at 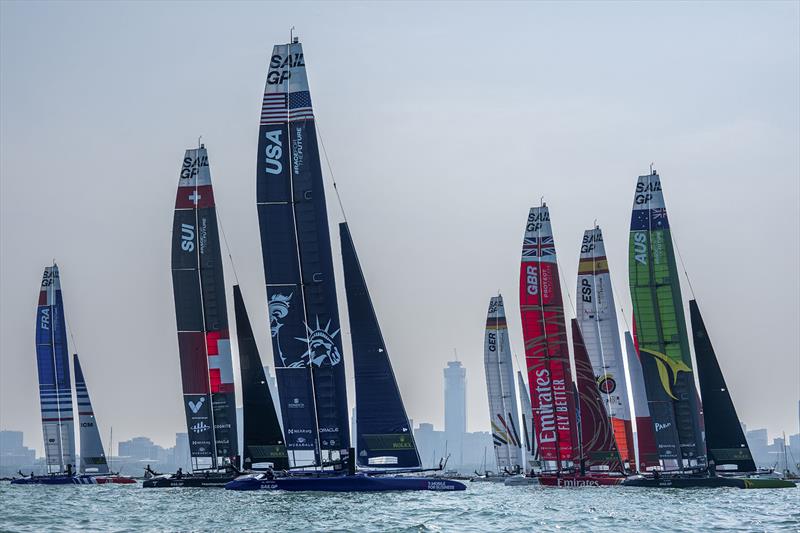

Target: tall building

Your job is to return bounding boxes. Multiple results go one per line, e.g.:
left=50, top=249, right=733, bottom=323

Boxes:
left=174, top=433, right=190, bottom=470
left=443, top=360, right=467, bottom=466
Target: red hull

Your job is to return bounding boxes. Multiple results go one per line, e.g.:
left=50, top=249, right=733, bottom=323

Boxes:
left=538, top=475, right=623, bottom=487
left=94, top=476, right=137, bottom=484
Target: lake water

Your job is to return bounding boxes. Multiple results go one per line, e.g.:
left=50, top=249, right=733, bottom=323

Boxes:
left=1, top=481, right=798, bottom=532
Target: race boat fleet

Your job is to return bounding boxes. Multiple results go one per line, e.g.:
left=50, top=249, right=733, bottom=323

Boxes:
left=10, top=36, right=796, bottom=492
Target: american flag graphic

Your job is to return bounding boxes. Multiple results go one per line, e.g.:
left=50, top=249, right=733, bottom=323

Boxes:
left=261, top=90, right=315, bottom=125
left=522, top=236, right=555, bottom=258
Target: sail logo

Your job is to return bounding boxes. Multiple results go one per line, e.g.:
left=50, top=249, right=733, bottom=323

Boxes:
left=597, top=374, right=616, bottom=394
left=526, top=266, right=539, bottom=296
left=293, top=316, right=342, bottom=367
left=534, top=368, right=557, bottom=444
left=40, top=308, right=50, bottom=330
left=181, top=155, right=209, bottom=180
left=180, top=224, right=195, bottom=252
left=526, top=210, right=549, bottom=232
left=267, top=53, right=305, bottom=85
left=287, top=398, right=305, bottom=409
left=580, top=278, right=592, bottom=303
left=269, top=292, right=293, bottom=365
left=654, top=422, right=672, bottom=433
left=188, top=397, right=205, bottom=414
left=263, top=130, right=283, bottom=174
left=190, top=422, right=210, bottom=434
left=633, top=232, right=648, bottom=265
left=634, top=180, right=660, bottom=206
left=640, top=348, right=692, bottom=400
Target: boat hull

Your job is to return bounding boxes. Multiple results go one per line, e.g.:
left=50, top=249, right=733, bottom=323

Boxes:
left=538, top=475, right=623, bottom=487
left=622, top=474, right=795, bottom=489
left=142, top=475, right=236, bottom=488
left=226, top=474, right=466, bottom=492
left=10, top=475, right=105, bottom=485
left=94, top=475, right=137, bottom=485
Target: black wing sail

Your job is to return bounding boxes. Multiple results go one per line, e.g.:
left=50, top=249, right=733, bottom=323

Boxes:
left=340, top=223, right=421, bottom=469
left=691, top=300, right=755, bottom=472
left=233, top=285, right=290, bottom=470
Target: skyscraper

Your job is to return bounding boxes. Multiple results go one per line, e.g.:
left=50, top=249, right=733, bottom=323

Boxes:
left=444, top=361, right=467, bottom=466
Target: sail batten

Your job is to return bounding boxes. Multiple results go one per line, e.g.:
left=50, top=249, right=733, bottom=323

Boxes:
left=484, top=295, right=523, bottom=471
left=171, top=146, right=238, bottom=467
left=257, top=42, right=350, bottom=463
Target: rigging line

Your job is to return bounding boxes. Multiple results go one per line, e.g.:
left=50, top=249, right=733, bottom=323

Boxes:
left=215, top=205, right=240, bottom=285
left=672, top=230, right=697, bottom=300
left=315, top=119, right=348, bottom=223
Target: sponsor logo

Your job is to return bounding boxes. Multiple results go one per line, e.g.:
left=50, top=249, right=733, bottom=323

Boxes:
left=597, top=375, right=616, bottom=394
left=287, top=398, right=305, bottom=409
left=634, top=178, right=660, bottom=205
left=526, top=210, right=549, bottom=232
left=639, top=348, right=692, bottom=400
left=488, top=299, right=499, bottom=314
left=287, top=428, right=312, bottom=435
left=293, top=316, right=342, bottom=367
left=581, top=232, right=601, bottom=253
left=292, top=127, right=304, bottom=174
left=655, top=422, right=672, bottom=432
left=180, top=223, right=195, bottom=252
left=188, top=397, right=205, bottom=414
left=80, top=422, right=94, bottom=428
left=558, top=479, right=600, bottom=487
left=296, top=437, right=307, bottom=444
left=181, top=154, right=209, bottom=180
left=427, top=481, right=456, bottom=491
left=263, top=130, right=283, bottom=175
left=318, top=427, right=339, bottom=434
left=526, top=265, right=539, bottom=296
left=190, top=421, right=210, bottom=434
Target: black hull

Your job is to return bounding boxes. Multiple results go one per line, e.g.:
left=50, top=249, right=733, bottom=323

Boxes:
left=142, top=475, right=236, bottom=488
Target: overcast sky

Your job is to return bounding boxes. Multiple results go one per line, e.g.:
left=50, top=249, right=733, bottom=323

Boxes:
left=1, top=1, right=798, bottom=455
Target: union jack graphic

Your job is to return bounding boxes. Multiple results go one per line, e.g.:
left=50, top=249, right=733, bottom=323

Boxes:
left=652, top=208, right=667, bottom=219
left=522, top=236, right=555, bottom=258
left=261, top=91, right=314, bottom=125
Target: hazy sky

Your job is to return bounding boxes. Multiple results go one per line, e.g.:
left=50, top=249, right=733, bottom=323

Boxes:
left=1, top=1, right=798, bottom=455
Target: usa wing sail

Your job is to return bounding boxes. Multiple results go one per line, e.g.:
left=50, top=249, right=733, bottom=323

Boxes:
left=628, top=170, right=704, bottom=468
left=257, top=41, right=350, bottom=462
left=35, top=265, right=75, bottom=473
left=518, top=205, right=577, bottom=468
left=74, top=354, right=109, bottom=474
left=340, top=223, right=420, bottom=469
left=171, top=145, right=238, bottom=467
left=483, top=295, right=523, bottom=471
left=576, top=226, right=634, bottom=466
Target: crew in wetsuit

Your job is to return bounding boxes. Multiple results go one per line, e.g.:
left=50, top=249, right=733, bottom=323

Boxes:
left=175, top=468, right=183, bottom=479
left=265, top=467, right=275, bottom=481
left=66, top=463, right=73, bottom=476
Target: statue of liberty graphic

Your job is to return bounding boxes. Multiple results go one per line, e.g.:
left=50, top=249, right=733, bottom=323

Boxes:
left=269, top=292, right=292, bottom=366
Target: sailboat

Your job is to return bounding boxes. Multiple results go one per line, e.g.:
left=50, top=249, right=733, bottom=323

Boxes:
left=13, top=265, right=133, bottom=485
left=518, top=206, right=623, bottom=487
left=480, top=295, right=524, bottom=480
left=621, top=169, right=794, bottom=489
left=226, top=39, right=463, bottom=491
left=145, top=144, right=239, bottom=488
left=575, top=226, right=635, bottom=468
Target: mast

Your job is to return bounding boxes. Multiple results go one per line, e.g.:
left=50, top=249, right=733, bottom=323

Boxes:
left=234, top=285, right=290, bottom=470
left=171, top=145, right=238, bottom=470
left=35, top=264, right=75, bottom=474
left=627, top=169, right=705, bottom=470
left=518, top=205, right=577, bottom=472
left=483, top=295, right=523, bottom=472
left=340, top=223, right=421, bottom=469
left=74, top=354, right=109, bottom=474
left=624, top=331, right=660, bottom=471
left=571, top=320, right=623, bottom=472
left=690, top=299, right=756, bottom=472
left=575, top=226, right=635, bottom=467
left=257, top=40, right=350, bottom=467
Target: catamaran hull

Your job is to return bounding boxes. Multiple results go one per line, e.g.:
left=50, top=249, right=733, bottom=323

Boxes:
left=142, top=475, right=236, bottom=488
left=10, top=475, right=105, bottom=485
left=622, top=475, right=796, bottom=489
left=94, top=476, right=136, bottom=484
left=538, top=475, right=623, bottom=487
left=226, top=475, right=466, bottom=492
